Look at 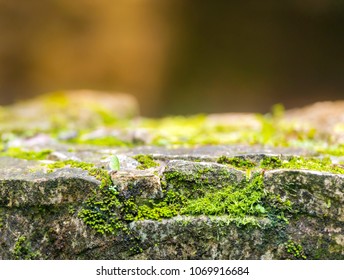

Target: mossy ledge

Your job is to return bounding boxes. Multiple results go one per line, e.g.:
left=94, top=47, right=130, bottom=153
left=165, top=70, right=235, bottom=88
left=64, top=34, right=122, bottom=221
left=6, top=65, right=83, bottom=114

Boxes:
left=132, top=154, right=159, bottom=170
left=0, top=149, right=343, bottom=259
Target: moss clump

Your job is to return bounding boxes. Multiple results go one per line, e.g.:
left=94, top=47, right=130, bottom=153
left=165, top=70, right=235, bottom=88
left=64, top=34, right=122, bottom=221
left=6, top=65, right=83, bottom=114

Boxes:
left=13, top=236, right=41, bottom=260
left=0, top=147, right=52, bottom=160
left=45, top=160, right=112, bottom=188
left=217, top=156, right=256, bottom=169
left=258, top=155, right=344, bottom=174
left=133, top=154, right=159, bottom=170
left=260, top=156, right=283, bottom=169
left=163, top=164, right=237, bottom=200
left=78, top=187, right=125, bottom=234
left=285, top=240, right=307, bottom=260
left=133, top=172, right=293, bottom=226
left=181, top=175, right=265, bottom=218
left=45, top=159, right=141, bottom=235
left=93, top=107, right=119, bottom=125
left=282, top=156, right=344, bottom=174
left=135, top=190, right=188, bottom=221
left=45, top=159, right=127, bottom=234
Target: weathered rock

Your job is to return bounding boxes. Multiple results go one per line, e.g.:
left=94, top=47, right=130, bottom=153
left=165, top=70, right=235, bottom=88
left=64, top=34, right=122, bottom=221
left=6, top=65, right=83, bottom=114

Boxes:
left=111, top=169, right=163, bottom=199
left=264, top=169, right=344, bottom=221
left=0, top=146, right=343, bottom=260
left=0, top=158, right=99, bottom=207
left=0, top=90, right=139, bottom=132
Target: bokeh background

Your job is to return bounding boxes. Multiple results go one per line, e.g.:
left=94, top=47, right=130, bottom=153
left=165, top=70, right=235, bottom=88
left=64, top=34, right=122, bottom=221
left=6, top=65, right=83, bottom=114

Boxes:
left=0, top=0, right=343, bottom=117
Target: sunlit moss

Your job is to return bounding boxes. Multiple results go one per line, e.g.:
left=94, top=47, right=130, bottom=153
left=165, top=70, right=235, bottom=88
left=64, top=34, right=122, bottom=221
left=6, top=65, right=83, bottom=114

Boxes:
left=132, top=154, right=159, bottom=170
left=181, top=175, right=265, bottom=218
left=0, top=147, right=52, bottom=160
left=281, top=156, right=344, bottom=174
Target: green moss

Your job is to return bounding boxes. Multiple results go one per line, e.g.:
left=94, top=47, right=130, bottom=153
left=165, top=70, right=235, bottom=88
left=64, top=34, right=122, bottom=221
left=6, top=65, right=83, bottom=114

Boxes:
left=0, top=147, right=52, bottom=160
left=260, top=156, right=283, bottom=169
left=132, top=172, right=293, bottom=226
left=282, top=156, right=344, bottom=174
left=13, top=236, right=41, bottom=260
left=254, top=115, right=278, bottom=146
left=181, top=174, right=265, bottom=218
left=163, top=164, right=236, bottom=200
left=285, top=240, right=307, bottom=260
left=68, top=205, right=76, bottom=215
left=45, top=160, right=112, bottom=188
left=258, top=155, right=344, bottom=174
left=78, top=187, right=125, bottom=234
left=75, top=161, right=247, bottom=227
left=133, top=154, right=159, bottom=170
left=217, top=156, right=256, bottom=169
left=135, top=191, right=188, bottom=221
left=44, top=159, right=130, bottom=235
left=42, top=153, right=340, bottom=248
left=45, top=159, right=130, bottom=234
left=316, top=145, right=344, bottom=157
left=3, top=102, right=344, bottom=155
left=70, top=136, right=132, bottom=147
left=144, top=115, right=227, bottom=147
left=136, top=104, right=325, bottom=149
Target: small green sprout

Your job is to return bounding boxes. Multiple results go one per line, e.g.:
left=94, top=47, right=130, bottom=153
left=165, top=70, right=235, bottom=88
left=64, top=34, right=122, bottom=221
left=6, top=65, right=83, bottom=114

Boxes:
left=109, top=155, right=120, bottom=171
left=108, top=185, right=117, bottom=193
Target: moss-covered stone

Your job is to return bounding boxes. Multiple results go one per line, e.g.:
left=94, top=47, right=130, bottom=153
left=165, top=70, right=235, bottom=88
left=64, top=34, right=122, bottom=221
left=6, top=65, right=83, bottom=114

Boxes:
left=1, top=95, right=344, bottom=259
left=12, top=236, right=41, bottom=260
left=285, top=240, right=307, bottom=260
left=132, top=154, right=159, bottom=170
left=217, top=156, right=256, bottom=169
left=0, top=147, right=52, bottom=160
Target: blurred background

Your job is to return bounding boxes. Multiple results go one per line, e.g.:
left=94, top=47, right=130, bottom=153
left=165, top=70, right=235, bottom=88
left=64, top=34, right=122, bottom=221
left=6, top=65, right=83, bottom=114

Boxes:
left=0, top=0, right=343, bottom=117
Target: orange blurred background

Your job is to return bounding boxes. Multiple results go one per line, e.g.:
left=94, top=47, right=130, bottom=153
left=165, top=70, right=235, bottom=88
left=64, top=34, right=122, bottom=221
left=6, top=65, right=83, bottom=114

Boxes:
left=0, top=0, right=343, bottom=116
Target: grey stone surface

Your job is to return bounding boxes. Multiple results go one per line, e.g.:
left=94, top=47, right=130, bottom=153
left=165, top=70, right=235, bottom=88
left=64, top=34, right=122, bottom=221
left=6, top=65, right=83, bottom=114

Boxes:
left=264, top=169, right=344, bottom=221
left=0, top=146, right=343, bottom=259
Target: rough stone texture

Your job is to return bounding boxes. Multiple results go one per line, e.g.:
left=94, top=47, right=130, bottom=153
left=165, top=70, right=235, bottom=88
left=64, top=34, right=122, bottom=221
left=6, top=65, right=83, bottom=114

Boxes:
left=0, top=147, right=343, bottom=260
left=264, top=170, right=344, bottom=222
